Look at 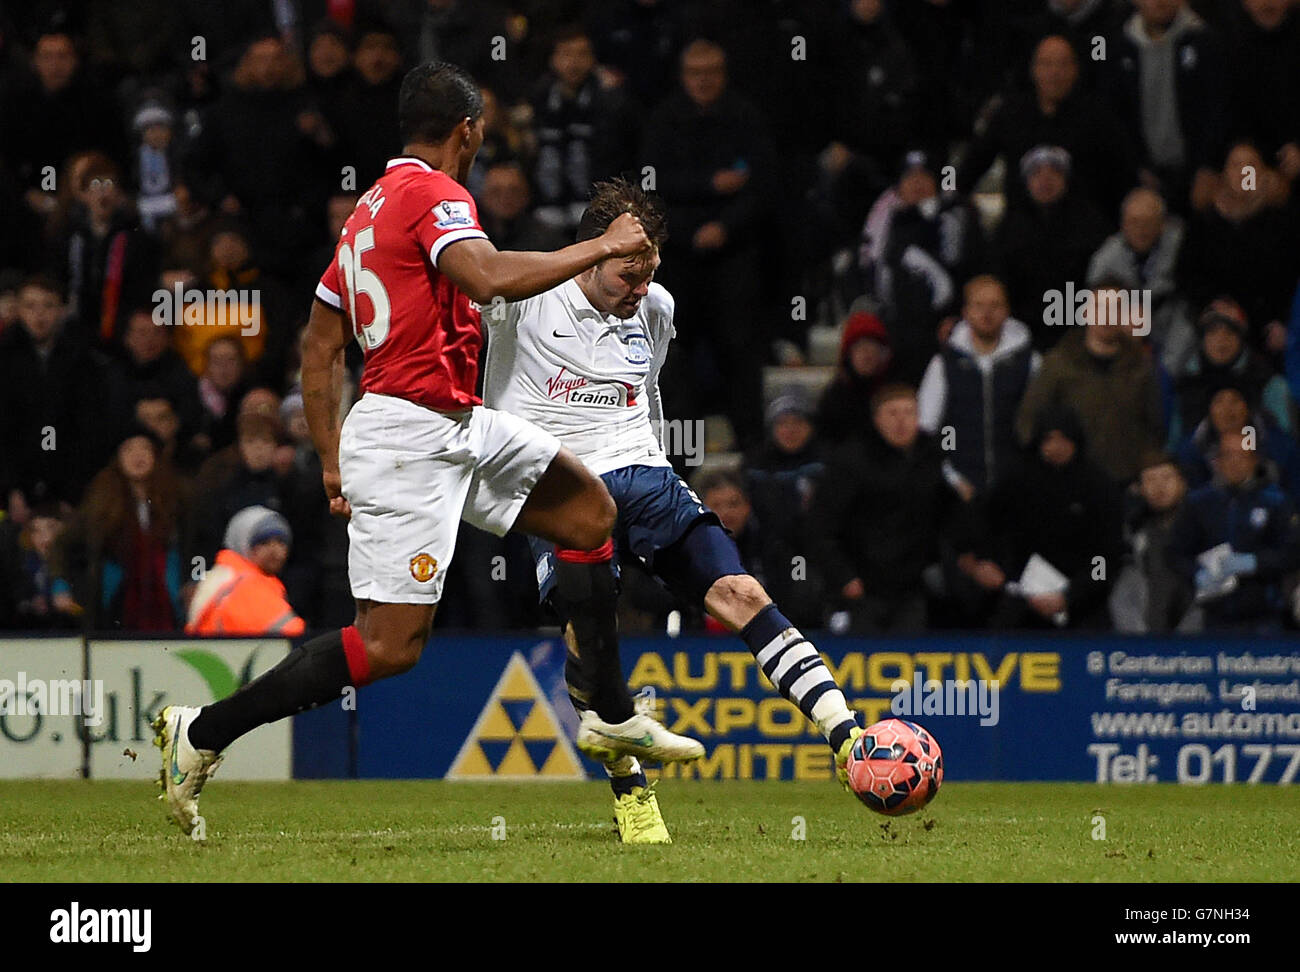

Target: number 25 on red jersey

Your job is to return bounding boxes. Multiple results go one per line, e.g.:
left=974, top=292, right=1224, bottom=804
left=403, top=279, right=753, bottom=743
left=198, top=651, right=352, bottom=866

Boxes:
left=338, top=225, right=392, bottom=350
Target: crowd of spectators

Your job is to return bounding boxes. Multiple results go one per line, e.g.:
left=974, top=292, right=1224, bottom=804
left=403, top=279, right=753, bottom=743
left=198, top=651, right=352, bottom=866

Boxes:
left=2, top=0, right=1300, bottom=637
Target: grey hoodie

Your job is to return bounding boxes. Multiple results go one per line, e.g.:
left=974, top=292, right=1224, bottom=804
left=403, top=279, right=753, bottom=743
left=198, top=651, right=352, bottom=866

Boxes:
left=1125, top=5, right=1204, bottom=169
left=918, top=317, right=1042, bottom=491
left=918, top=317, right=1041, bottom=433
left=1087, top=216, right=1196, bottom=373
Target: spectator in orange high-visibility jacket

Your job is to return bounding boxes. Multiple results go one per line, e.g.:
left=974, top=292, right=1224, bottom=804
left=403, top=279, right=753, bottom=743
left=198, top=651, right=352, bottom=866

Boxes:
left=186, top=505, right=304, bottom=636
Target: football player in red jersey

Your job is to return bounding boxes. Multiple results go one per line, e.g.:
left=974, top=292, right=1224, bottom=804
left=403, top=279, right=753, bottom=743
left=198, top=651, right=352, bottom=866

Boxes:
left=152, top=61, right=650, bottom=835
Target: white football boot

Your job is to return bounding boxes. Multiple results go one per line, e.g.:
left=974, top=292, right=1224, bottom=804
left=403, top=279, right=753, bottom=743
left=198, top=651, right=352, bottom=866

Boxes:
left=151, top=705, right=223, bottom=835
left=576, top=689, right=704, bottom=764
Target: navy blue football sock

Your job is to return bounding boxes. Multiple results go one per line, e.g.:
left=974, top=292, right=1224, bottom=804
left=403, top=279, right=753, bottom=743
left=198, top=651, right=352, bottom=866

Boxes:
left=607, top=759, right=648, bottom=797
left=740, top=603, right=858, bottom=751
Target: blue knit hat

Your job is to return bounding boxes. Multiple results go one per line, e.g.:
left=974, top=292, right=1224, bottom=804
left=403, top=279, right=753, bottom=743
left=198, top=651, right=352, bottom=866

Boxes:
left=224, top=505, right=292, bottom=557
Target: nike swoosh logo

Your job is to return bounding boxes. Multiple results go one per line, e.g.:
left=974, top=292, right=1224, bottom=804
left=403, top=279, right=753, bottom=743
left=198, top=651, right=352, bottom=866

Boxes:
left=552, top=330, right=575, bottom=338
left=593, top=728, right=655, bottom=747
left=169, top=715, right=187, bottom=786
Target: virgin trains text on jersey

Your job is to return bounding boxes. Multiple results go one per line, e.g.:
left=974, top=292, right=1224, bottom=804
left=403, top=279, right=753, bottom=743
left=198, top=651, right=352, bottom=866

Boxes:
left=544, top=367, right=634, bottom=407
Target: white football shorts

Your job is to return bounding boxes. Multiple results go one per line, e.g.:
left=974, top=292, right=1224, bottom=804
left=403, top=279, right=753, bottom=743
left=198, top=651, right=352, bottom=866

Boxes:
left=338, top=392, right=561, bottom=603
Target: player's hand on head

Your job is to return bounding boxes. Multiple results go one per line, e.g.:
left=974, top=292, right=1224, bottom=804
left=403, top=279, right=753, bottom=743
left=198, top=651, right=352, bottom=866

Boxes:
left=603, top=212, right=650, bottom=257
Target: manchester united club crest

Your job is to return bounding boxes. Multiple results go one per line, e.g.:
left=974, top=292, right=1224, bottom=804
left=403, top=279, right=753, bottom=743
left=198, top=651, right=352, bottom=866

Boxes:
left=409, top=552, right=438, bottom=582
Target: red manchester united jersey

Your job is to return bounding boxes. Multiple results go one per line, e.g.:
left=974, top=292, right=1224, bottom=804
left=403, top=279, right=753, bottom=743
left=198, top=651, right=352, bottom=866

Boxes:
left=315, top=157, right=488, bottom=411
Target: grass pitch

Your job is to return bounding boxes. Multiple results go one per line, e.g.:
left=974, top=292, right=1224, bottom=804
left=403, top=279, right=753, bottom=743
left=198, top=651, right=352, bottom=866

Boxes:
left=3, top=779, right=1298, bottom=882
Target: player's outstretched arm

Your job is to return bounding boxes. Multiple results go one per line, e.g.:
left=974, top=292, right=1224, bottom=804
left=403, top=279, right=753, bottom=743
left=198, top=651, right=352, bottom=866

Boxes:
left=440, top=212, right=649, bottom=305
left=301, top=297, right=354, bottom=517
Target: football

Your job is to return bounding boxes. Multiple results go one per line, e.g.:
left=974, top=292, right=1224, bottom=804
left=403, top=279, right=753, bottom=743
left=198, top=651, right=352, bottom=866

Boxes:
left=845, top=719, right=944, bottom=816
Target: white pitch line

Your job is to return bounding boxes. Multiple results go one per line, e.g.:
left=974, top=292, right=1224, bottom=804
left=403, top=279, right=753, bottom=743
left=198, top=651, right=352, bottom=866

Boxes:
left=270, top=822, right=616, bottom=839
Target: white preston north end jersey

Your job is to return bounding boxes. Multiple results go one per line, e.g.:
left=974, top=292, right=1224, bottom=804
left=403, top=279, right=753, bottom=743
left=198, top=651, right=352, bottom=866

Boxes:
left=481, top=278, right=675, bottom=476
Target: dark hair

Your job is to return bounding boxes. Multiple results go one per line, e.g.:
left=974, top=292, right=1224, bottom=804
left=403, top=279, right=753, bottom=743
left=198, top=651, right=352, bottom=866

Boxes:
left=124, top=303, right=156, bottom=320
left=355, top=16, right=399, bottom=45
left=309, top=17, right=352, bottom=48
left=680, top=36, right=726, bottom=65
left=576, top=177, right=668, bottom=248
left=869, top=381, right=917, bottom=414
left=207, top=334, right=246, bottom=361
left=134, top=387, right=177, bottom=410
left=27, top=501, right=64, bottom=522
left=1138, top=449, right=1179, bottom=474
left=77, top=151, right=120, bottom=189
left=34, top=28, right=75, bottom=47
left=1223, top=138, right=1261, bottom=161
left=692, top=467, right=747, bottom=499
left=398, top=61, right=483, bottom=144
left=82, top=443, right=181, bottom=554
left=486, top=159, right=527, bottom=178
left=549, top=23, right=592, bottom=54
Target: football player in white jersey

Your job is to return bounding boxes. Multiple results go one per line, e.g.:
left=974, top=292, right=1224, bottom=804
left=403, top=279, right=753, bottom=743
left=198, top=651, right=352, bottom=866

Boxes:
left=483, top=179, right=864, bottom=843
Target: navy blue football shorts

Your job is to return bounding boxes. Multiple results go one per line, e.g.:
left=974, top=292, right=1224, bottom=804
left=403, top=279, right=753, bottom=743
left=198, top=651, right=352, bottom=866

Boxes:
left=529, top=464, right=745, bottom=604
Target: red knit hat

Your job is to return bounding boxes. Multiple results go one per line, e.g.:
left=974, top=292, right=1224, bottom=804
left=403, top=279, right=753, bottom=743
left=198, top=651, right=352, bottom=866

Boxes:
left=840, top=311, right=890, bottom=362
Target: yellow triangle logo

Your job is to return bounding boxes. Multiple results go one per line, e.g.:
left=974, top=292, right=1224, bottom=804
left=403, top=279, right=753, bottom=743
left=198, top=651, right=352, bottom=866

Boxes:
left=477, top=701, right=516, bottom=741
left=499, top=662, right=537, bottom=700
left=496, top=738, right=536, bottom=775
left=454, top=744, right=493, bottom=777
left=517, top=704, right=557, bottom=740
left=539, top=742, right=583, bottom=778
left=446, top=650, right=585, bottom=780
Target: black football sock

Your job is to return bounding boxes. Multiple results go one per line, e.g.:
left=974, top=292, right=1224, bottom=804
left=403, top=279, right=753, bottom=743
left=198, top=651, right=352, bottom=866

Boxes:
left=562, top=629, right=597, bottom=713
left=552, top=556, right=634, bottom=723
left=187, top=628, right=359, bottom=752
left=740, top=603, right=858, bottom=753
